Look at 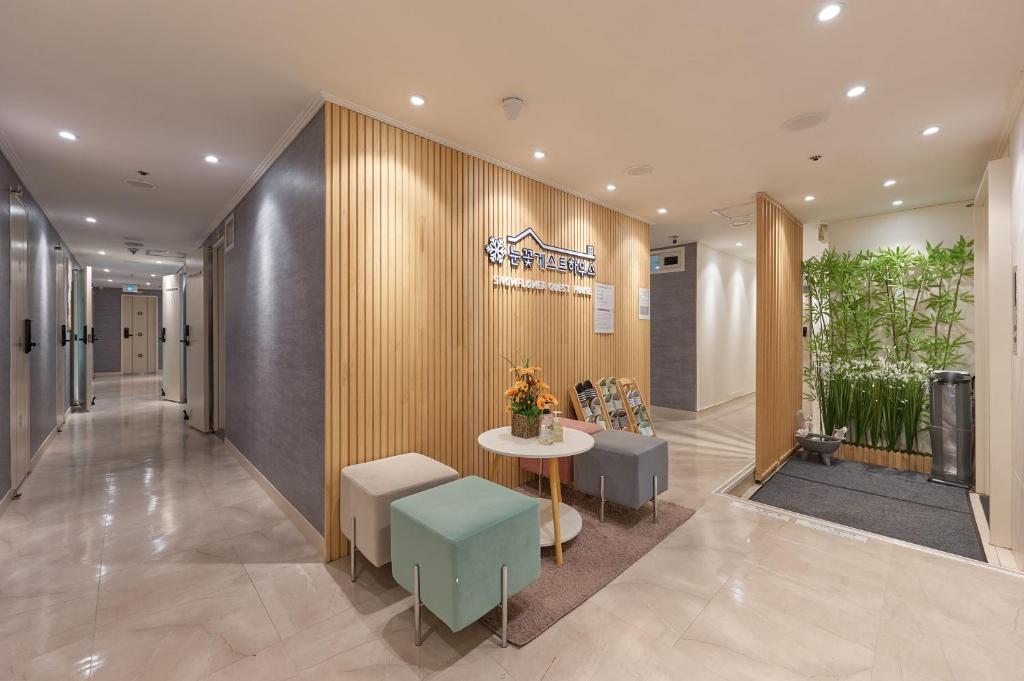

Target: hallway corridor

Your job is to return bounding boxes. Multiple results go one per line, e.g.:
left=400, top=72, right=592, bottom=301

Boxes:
left=2, top=377, right=1024, bottom=680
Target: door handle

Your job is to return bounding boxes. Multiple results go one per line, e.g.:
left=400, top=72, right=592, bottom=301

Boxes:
left=89, top=327, right=97, bottom=343
left=80, top=325, right=88, bottom=344
left=60, top=324, right=67, bottom=347
left=180, top=324, right=190, bottom=347
left=124, top=327, right=130, bottom=339
left=160, top=327, right=166, bottom=343
left=24, top=319, right=37, bottom=354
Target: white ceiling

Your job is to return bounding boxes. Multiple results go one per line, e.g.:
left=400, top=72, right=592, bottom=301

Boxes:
left=1, top=0, right=1022, bottom=277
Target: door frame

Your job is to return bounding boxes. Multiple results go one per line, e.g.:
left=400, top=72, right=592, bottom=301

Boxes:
left=54, top=246, right=67, bottom=430
left=211, top=238, right=226, bottom=432
left=9, top=191, right=31, bottom=495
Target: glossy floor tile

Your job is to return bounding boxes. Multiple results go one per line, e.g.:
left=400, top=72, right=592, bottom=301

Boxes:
left=2, top=379, right=1023, bottom=680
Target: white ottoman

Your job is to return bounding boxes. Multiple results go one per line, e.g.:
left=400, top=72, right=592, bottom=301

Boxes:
left=341, top=453, right=458, bottom=580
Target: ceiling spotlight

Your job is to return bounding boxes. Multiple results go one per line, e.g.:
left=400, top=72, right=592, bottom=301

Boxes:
left=103, top=268, right=110, bottom=273
left=883, top=179, right=897, bottom=187
left=85, top=216, right=97, bottom=223
left=922, top=126, right=940, bottom=136
left=58, top=130, right=77, bottom=141
left=736, top=242, right=743, bottom=247
left=846, top=85, right=866, bottom=98
left=204, top=154, right=219, bottom=164
left=657, top=208, right=668, bottom=215
left=805, top=195, right=816, bottom=202
left=533, top=150, right=546, bottom=159
left=409, top=94, right=426, bottom=107
left=98, top=250, right=106, bottom=255
left=606, top=184, right=617, bottom=191
left=816, top=3, right=843, bottom=22
left=155, top=260, right=163, bottom=264
left=107, top=279, right=113, bottom=283
left=893, top=199, right=904, bottom=206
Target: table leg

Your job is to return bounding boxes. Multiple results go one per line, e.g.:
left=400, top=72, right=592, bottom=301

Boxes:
left=548, top=458, right=564, bottom=566
left=488, top=453, right=500, bottom=483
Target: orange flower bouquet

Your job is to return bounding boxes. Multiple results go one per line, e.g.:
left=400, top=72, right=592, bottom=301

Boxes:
left=504, top=358, right=558, bottom=438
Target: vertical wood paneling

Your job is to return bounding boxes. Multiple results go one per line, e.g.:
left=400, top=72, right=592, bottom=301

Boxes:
left=755, top=192, right=803, bottom=481
left=324, top=103, right=651, bottom=561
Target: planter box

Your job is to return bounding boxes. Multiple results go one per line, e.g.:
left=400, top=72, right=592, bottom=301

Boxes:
left=836, top=443, right=931, bottom=474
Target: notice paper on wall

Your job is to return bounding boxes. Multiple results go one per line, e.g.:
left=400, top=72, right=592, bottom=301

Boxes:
left=594, top=283, right=615, bottom=334
left=638, top=288, right=650, bottom=320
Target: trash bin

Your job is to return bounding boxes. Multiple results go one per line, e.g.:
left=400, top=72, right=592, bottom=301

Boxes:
left=928, top=370, right=974, bottom=487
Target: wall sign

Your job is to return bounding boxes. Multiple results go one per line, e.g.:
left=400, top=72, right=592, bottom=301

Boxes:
left=638, top=288, right=650, bottom=320
left=594, top=283, right=615, bottom=334
left=485, top=228, right=597, bottom=277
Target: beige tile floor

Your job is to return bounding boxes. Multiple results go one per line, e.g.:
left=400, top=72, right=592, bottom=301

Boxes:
left=2, top=379, right=1023, bottom=680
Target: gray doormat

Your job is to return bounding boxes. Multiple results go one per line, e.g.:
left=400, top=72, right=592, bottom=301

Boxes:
left=478, top=484, right=694, bottom=646
left=752, top=458, right=985, bottom=561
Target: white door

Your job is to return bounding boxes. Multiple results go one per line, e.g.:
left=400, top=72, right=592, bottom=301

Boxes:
left=9, top=192, right=31, bottom=492
left=162, top=274, right=183, bottom=402
left=54, top=250, right=66, bottom=429
left=212, top=240, right=226, bottom=431
left=130, top=296, right=150, bottom=374
left=146, top=296, right=158, bottom=373
left=120, top=295, right=133, bottom=373
left=85, top=266, right=94, bottom=408
left=184, top=250, right=209, bottom=431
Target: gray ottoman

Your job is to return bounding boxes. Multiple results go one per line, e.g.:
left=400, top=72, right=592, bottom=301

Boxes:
left=574, top=430, right=668, bottom=521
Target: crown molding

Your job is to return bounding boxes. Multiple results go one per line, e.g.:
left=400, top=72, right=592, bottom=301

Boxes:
left=193, top=92, right=326, bottom=252
left=993, top=69, right=1024, bottom=161
left=319, top=90, right=648, bottom=225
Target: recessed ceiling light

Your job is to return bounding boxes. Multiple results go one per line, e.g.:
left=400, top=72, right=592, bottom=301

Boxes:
left=736, top=242, right=743, bottom=247
left=883, top=179, right=897, bottom=187
left=533, top=150, right=546, bottom=160
left=657, top=208, right=668, bottom=215
left=98, top=250, right=106, bottom=255
left=155, top=260, right=163, bottom=264
left=846, top=85, right=866, bottom=98
left=922, top=126, right=940, bottom=136
left=204, top=154, right=219, bottom=164
left=58, top=130, right=77, bottom=141
left=103, top=268, right=110, bottom=273
left=107, top=279, right=113, bottom=283
left=409, top=94, right=426, bottom=107
left=893, top=200, right=904, bottom=206
left=85, top=216, right=97, bottom=223
left=805, top=195, right=816, bottom=202
left=606, top=184, right=617, bottom=191
left=816, top=3, right=843, bottom=22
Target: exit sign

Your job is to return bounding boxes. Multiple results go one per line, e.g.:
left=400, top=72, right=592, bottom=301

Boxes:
left=123, top=284, right=138, bottom=293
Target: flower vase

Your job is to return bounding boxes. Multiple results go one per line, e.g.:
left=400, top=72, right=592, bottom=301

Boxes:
left=511, top=412, right=539, bottom=439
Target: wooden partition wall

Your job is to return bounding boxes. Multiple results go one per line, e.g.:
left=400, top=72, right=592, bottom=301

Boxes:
left=323, top=103, right=651, bottom=560
left=754, top=193, right=803, bottom=481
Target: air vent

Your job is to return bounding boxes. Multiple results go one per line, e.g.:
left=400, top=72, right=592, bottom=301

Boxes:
left=145, top=249, right=186, bottom=259
left=730, top=220, right=751, bottom=228
left=781, top=112, right=829, bottom=132
left=124, top=178, right=157, bottom=190
left=624, top=164, right=654, bottom=177
left=711, top=201, right=755, bottom=220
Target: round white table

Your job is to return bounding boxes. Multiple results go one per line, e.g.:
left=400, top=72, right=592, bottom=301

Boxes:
left=477, top=426, right=594, bottom=566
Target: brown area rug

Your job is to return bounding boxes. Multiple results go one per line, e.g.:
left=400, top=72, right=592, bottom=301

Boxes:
left=478, top=483, right=694, bottom=645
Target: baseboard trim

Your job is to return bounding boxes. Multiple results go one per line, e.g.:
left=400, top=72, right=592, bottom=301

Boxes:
left=31, top=425, right=60, bottom=469
left=224, top=438, right=326, bottom=559
left=0, top=487, right=12, bottom=521
left=95, top=371, right=121, bottom=378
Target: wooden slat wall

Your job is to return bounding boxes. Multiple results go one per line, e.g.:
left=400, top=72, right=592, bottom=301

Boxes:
left=324, top=103, right=651, bottom=561
left=754, top=192, right=803, bottom=481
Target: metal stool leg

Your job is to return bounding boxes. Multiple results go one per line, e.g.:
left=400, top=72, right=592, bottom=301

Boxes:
left=600, top=475, right=606, bottom=523
left=501, top=564, right=509, bottom=648
left=413, top=564, right=422, bottom=646
left=653, top=475, right=659, bottom=523
left=350, top=517, right=357, bottom=582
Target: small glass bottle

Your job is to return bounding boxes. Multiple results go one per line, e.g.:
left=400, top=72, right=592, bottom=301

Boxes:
left=552, top=411, right=564, bottom=443
left=539, top=409, right=554, bottom=444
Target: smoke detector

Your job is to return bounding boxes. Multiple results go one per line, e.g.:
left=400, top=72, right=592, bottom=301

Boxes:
left=502, top=96, right=524, bottom=121
left=624, top=164, right=654, bottom=177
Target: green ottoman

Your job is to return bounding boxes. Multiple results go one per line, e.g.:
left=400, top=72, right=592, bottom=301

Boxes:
left=390, top=476, right=540, bottom=647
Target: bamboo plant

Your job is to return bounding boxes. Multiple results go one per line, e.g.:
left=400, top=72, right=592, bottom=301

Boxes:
left=803, top=237, right=974, bottom=455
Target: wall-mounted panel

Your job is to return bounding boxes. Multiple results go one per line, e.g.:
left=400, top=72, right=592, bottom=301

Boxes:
left=755, top=193, right=803, bottom=481
left=324, top=103, right=651, bottom=560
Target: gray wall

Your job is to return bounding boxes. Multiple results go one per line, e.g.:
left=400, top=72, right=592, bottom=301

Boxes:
left=93, top=287, right=162, bottom=374
left=204, top=107, right=325, bottom=532
left=650, top=243, right=697, bottom=411
left=1, top=149, right=78, bottom=497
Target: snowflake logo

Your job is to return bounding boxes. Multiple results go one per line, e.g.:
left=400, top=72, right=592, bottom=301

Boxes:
left=485, top=236, right=507, bottom=264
